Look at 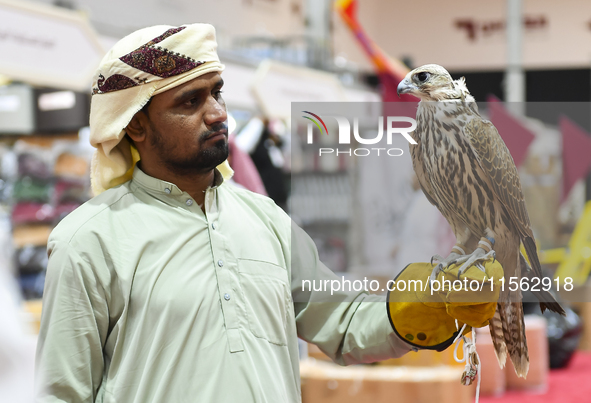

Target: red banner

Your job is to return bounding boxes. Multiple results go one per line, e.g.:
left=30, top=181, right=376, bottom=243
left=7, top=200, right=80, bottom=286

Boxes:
left=335, top=0, right=414, bottom=102
left=487, top=96, right=535, bottom=167
left=560, top=116, right=591, bottom=202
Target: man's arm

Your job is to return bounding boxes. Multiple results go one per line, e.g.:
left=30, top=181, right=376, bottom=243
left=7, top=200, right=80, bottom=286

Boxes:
left=290, top=222, right=414, bottom=366
left=36, top=240, right=109, bottom=402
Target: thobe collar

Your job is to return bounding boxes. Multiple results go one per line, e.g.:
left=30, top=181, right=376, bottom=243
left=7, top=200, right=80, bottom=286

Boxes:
left=132, top=166, right=224, bottom=193
left=131, top=165, right=224, bottom=211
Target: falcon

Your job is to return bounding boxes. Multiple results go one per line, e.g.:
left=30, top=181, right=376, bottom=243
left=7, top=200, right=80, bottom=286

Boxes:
left=397, top=64, right=565, bottom=377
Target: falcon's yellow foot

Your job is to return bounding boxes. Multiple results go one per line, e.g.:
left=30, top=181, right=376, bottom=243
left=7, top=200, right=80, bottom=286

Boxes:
left=454, top=248, right=496, bottom=277
left=429, top=252, right=463, bottom=287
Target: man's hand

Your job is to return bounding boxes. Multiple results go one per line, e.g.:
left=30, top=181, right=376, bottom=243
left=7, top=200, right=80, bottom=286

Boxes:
left=387, top=260, right=504, bottom=351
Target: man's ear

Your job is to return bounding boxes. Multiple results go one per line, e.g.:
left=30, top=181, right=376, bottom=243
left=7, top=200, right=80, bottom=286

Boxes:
left=126, top=112, right=149, bottom=144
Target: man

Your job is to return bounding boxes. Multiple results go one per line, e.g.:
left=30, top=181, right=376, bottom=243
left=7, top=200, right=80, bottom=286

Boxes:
left=35, top=24, right=417, bottom=403
left=36, top=23, right=499, bottom=402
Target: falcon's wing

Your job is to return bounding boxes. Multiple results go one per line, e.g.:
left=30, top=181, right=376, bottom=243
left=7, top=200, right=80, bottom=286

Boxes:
left=463, top=118, right=541, bottom=274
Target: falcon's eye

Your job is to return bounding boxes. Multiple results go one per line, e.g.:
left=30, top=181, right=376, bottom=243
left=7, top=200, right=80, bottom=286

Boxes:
left=416, top=72, right=430, bottom=82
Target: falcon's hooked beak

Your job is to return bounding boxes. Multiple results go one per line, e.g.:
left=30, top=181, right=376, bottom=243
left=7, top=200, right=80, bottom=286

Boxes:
left=397, top=79, right=416, bottom=97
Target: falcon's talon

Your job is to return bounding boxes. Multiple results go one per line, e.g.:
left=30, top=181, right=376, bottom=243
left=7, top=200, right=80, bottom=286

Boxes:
left=454, top=248, right=496, bottom=277
left=429, top=263, right=444, bottom=290
left=428, top=251, right=464, bottom=287
left=430, top=254, right=445, bottom=266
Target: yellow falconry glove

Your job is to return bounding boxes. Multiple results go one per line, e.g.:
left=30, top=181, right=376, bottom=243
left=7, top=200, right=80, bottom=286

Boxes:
left=387, top=260, right=504, bottom=351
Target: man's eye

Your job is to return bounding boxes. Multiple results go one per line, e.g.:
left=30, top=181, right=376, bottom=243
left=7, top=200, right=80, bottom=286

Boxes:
left=215, top=90, right=223, bottom=98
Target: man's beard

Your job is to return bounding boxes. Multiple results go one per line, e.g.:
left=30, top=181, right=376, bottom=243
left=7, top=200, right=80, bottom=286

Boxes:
left=149, top=121, right=229, bottom=174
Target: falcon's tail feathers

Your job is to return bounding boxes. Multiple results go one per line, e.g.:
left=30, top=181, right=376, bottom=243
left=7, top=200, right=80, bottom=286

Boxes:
left=489, top=307, right=507, bottom=368
left=538, top=298, right=567, bottom=316
left=519, top=252, right=566, bottom=316
left=522, top=237, right=542, bottom=277
left=502, top=301, right=529, bottom=378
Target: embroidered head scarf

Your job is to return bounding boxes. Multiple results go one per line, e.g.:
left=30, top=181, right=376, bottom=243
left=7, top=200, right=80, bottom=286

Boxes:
left=89, top=23, right=233, bottom=195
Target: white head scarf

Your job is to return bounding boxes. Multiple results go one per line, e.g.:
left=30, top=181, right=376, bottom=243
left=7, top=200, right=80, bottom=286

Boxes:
left=89, top=23, right=233, bottom=195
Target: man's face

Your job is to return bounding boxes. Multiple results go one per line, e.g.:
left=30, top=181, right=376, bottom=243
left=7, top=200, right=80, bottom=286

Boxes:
left=142, top=72, right=228, bottom=174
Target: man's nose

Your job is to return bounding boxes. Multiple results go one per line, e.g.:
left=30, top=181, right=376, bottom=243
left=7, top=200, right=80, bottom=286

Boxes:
left=204, top=97, right=227, bottom=125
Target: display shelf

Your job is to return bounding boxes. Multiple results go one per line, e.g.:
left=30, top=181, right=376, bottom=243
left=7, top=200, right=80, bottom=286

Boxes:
left=0, top=130, right=92, bottom=300
left=13, top=225, right=52, bottom=248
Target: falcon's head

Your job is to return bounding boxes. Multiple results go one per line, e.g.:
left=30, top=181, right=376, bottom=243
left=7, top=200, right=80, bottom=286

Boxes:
left=397, top=64, right=472, bottom=102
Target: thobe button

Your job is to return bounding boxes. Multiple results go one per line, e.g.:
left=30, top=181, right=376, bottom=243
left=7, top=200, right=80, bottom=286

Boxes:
left=224, top=293, right=231, bottom=301
left=218, top=259, right=224, bottom=267
left=212, top=222, right=217, bottom=230
left=186, top=199, right=193, bottom=206
left=164, top=188, right=171, bottom=194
